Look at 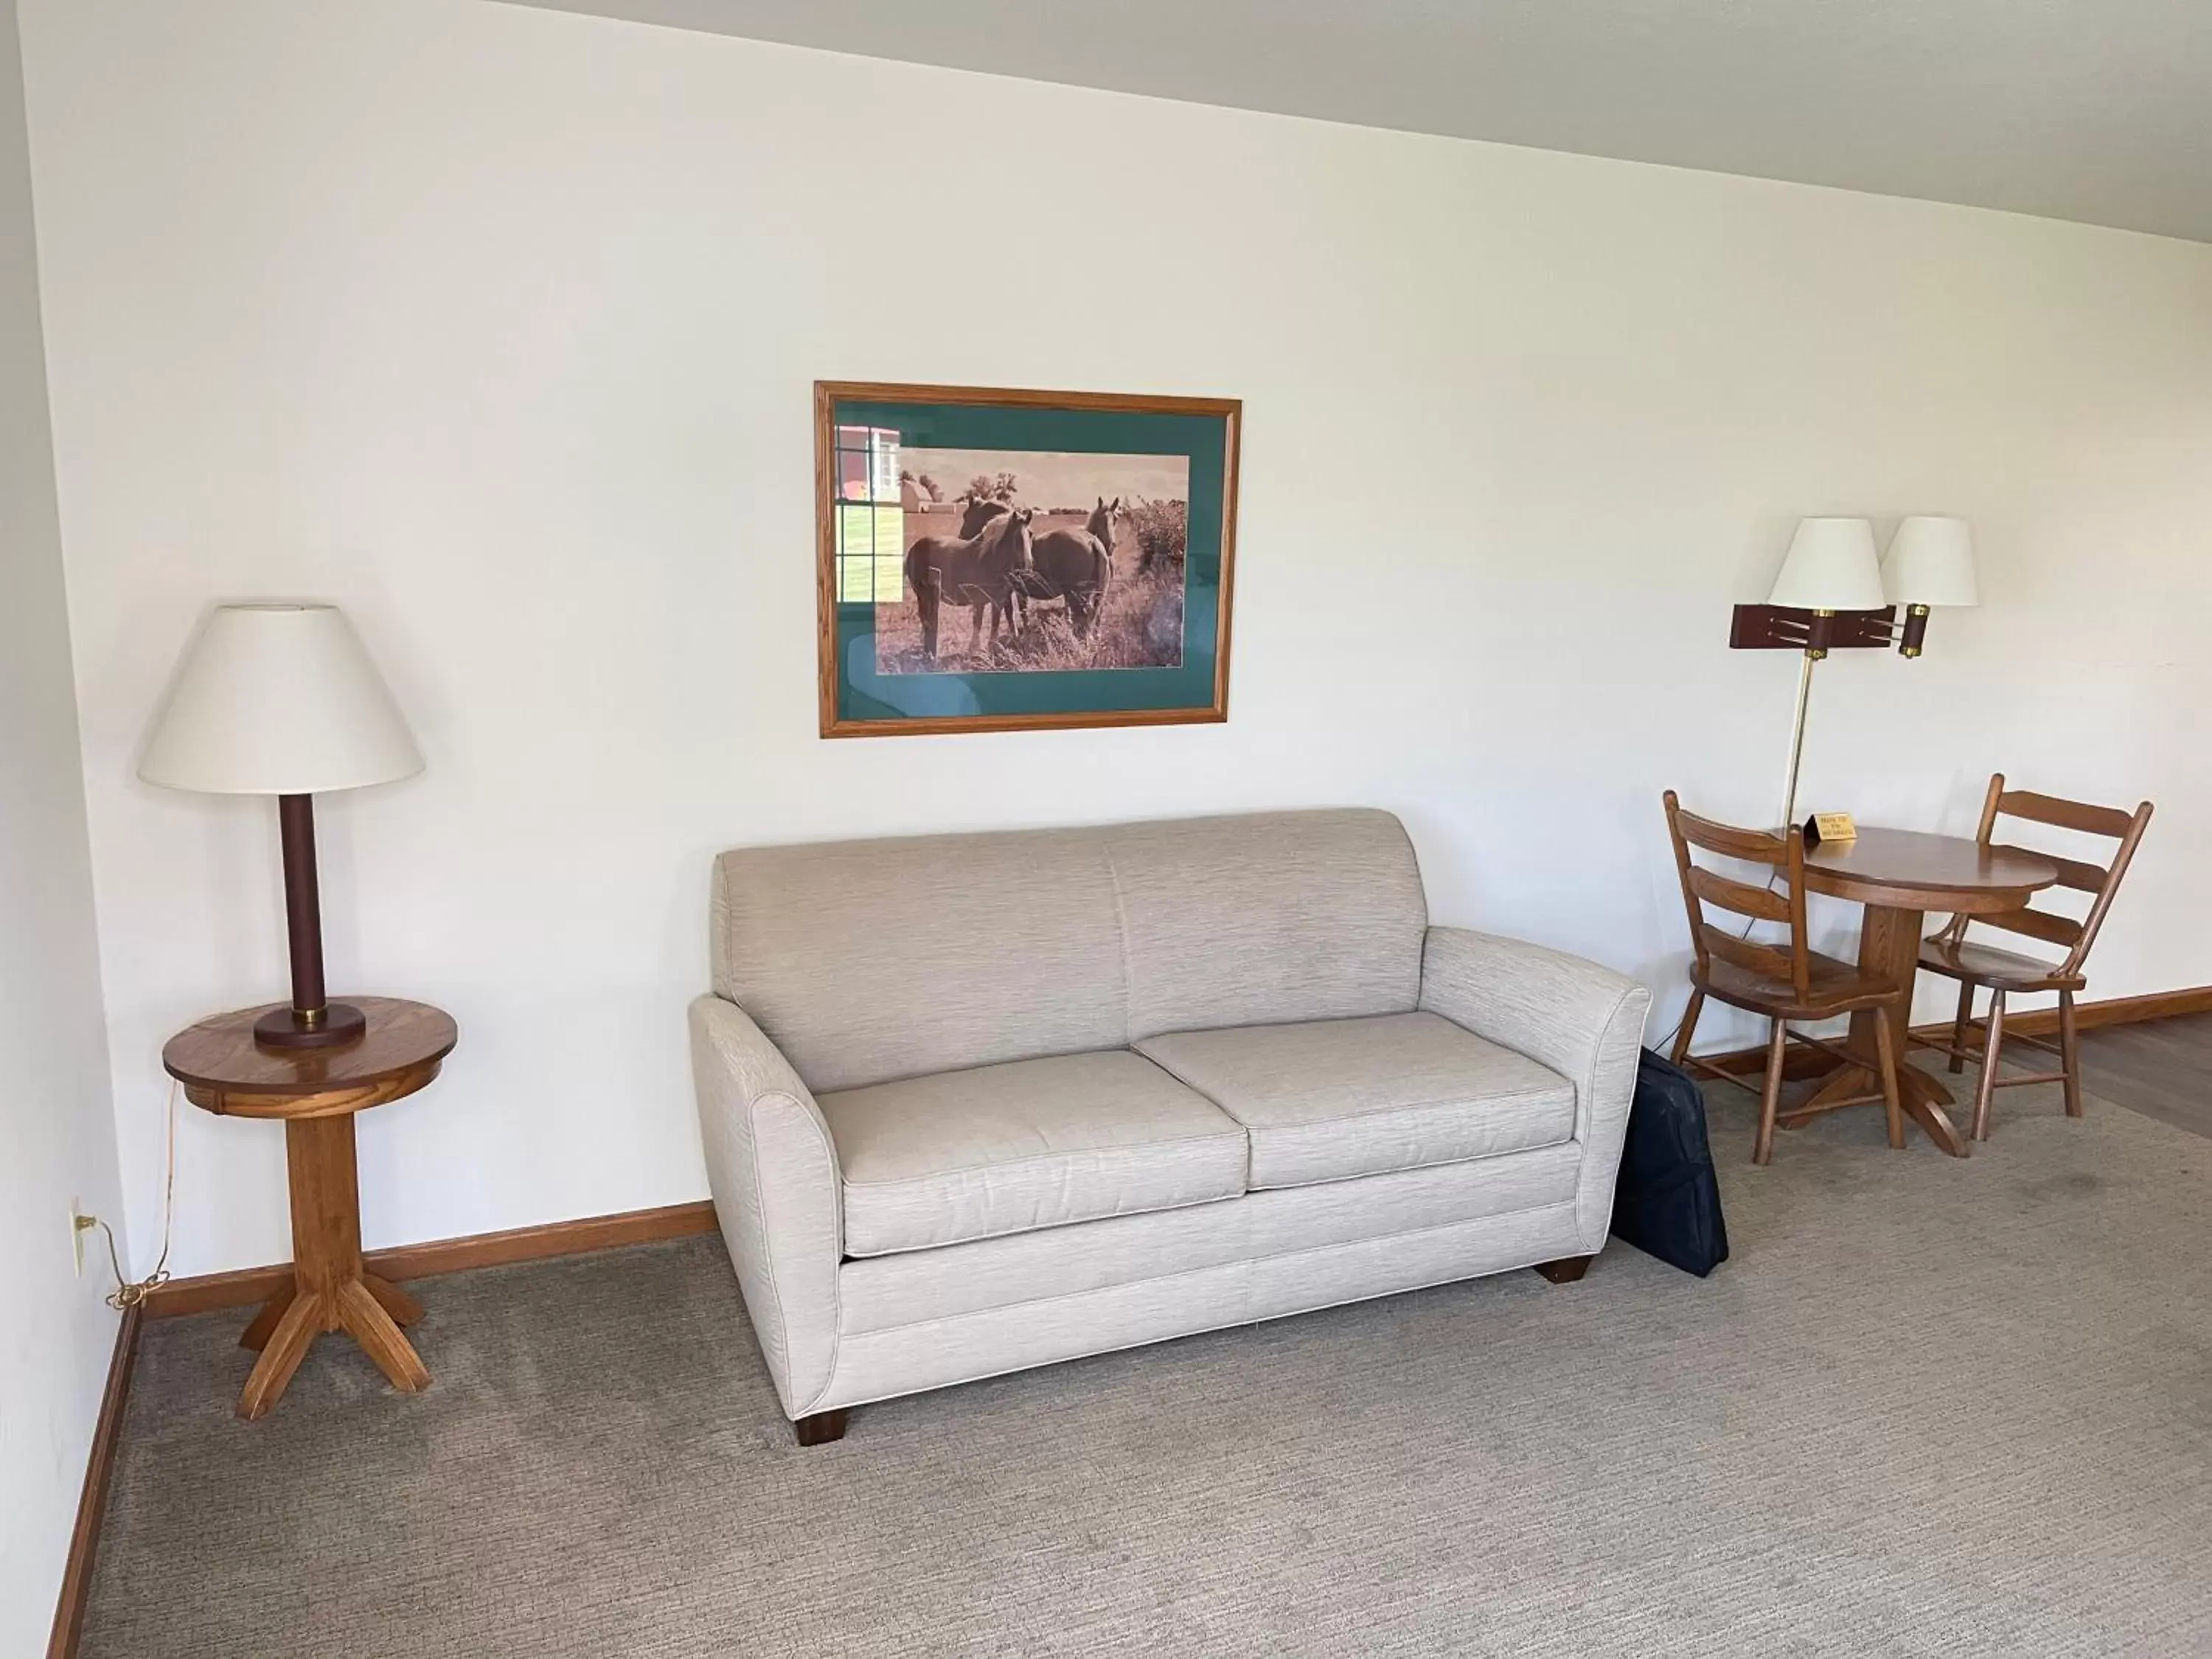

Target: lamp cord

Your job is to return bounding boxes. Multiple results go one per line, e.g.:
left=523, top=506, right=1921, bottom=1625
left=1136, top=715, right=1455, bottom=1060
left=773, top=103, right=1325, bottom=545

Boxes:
left=100, top=1079, right=178, bottom=1311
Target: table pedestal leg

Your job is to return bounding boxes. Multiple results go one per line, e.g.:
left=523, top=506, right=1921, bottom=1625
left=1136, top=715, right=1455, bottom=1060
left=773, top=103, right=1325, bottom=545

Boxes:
left=1790, top=904, right=1969, bottom=1158
left=236, top=1115, right=431, bottom=1419
left=237, top=1284, right=295, bottom=1352
left=364, top=1271, right=424, bottom=1326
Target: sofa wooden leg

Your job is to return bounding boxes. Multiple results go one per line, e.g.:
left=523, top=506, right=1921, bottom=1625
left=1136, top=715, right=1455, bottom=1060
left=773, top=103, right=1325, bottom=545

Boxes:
left=1533, top=1255, right=1593, bottom=1285
left=793, top=1409, right=848, bottom=1447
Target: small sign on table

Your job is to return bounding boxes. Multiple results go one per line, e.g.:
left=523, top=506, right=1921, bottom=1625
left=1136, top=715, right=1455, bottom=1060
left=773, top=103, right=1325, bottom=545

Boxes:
left=1804, top=812, right=1859, bottom=846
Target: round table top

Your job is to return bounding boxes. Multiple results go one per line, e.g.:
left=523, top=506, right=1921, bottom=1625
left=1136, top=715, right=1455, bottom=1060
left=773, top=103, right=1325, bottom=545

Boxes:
left=1801, top=827, right=2057, bottom=914
left=164, top=997, right=458, bottom=1113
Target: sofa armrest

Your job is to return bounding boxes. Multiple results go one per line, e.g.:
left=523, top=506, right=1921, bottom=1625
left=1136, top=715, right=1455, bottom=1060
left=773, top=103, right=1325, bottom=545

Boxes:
left=1418, top=927, right=1652, bottom=1252
left=688, top=994, right=843, bottom=1419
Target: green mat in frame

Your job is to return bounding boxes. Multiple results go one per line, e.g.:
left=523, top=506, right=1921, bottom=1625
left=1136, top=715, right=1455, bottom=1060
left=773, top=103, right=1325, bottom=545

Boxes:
left=814, top=381, right=1240, bottom=737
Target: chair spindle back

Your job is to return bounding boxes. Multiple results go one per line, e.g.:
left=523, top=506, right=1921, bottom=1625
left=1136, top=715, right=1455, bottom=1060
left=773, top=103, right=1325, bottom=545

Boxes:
left=1663, top=790, right=1812, bottom=1001
left=1948, top=773, right=2154, bottom=976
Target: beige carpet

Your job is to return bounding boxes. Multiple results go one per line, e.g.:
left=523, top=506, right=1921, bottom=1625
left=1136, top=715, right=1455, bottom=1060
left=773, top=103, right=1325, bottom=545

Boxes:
left=84, top=1068, right=2212, bottom=1657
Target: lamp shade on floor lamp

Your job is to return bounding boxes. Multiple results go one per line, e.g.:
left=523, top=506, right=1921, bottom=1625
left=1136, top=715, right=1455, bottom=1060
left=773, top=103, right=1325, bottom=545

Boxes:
left=1767, top=517, right=1885, bottom=611
left=141, top=605, right=422, bottom=1048
left=1883, top=516, right=1979, bottom=656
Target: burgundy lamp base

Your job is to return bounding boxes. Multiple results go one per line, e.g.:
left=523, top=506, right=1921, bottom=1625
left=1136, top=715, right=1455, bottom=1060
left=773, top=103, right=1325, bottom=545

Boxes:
left=254, top=793, right=370, bottom=1051
left=254, top=1000, right=369, bottom=1051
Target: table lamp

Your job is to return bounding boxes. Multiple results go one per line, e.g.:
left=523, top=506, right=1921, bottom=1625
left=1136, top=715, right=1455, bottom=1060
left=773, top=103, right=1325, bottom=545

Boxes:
left=140, top=604, right=422, bottom=1049
left=1882, top=515, right=1980, bottom=656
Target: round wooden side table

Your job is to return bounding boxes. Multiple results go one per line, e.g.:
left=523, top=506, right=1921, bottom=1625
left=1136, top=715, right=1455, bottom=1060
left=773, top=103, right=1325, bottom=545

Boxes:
left=1795, top=829, right=2056, bottom=1157
left=163, top=996, right=458, bottom=1419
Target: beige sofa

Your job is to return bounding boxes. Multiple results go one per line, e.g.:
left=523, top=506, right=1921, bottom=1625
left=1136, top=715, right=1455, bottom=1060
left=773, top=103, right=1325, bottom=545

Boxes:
left=689, top=809, right=1650, bottom=1443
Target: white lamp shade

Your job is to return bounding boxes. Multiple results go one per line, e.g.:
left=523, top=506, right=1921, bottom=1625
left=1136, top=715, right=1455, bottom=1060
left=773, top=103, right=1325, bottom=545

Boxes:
left=139, top=604, right=423, bottom=795
left=1883, top=515, right=1980, bottom=607
left=1767, top=518, right=1885, bottom=610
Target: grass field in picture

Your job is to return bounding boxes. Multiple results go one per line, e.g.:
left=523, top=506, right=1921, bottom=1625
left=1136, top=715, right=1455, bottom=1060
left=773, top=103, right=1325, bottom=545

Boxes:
left=874, top=506, right=1186, bottom=675
left=870, top=444, right=1190, bottom=675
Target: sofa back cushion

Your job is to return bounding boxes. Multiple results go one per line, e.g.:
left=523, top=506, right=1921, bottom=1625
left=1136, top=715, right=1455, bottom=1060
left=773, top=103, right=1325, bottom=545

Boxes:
left=713, top=824, right=1128, bottom=1094
left=1107, top=811, right=1427, bottom=1043
left=712, top=808, right=1427, bottom=1093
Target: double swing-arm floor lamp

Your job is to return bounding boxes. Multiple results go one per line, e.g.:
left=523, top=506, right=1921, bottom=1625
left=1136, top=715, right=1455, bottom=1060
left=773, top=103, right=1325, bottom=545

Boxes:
left=139, top=604, right=423, bottom=1048
left=1731, top=515, right=1980, bottom=828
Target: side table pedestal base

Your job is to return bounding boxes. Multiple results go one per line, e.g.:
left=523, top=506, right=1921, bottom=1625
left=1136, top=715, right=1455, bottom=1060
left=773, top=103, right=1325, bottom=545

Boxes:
left=232, top=1114, right=432, bottom=1420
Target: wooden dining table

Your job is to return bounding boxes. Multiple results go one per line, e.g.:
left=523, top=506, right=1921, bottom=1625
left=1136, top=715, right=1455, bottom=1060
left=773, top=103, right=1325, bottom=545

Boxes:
left=1788, top=827, right=2059, bottom=1155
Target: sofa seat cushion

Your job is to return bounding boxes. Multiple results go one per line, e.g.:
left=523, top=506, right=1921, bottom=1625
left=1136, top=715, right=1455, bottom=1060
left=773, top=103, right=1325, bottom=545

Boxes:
left=1135, top=1012, right=1575, bottom=1191
left=817, top=1050, right=1249, bottom=1258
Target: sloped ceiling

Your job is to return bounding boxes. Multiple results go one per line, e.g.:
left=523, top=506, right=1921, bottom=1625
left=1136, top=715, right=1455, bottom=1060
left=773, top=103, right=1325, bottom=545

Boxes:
left=504, top=0, right=2212, bottom=243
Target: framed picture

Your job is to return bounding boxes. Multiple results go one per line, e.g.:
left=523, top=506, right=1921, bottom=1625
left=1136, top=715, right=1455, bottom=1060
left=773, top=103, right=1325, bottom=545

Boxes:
left=815, top=380, right=1240, bottom=738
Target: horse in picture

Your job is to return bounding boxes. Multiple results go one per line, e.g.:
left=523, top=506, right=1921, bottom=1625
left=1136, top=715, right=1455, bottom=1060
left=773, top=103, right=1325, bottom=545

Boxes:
left=964, top=496, right=1119, bottom=639
left=904, top=505, right=1037, bottom=662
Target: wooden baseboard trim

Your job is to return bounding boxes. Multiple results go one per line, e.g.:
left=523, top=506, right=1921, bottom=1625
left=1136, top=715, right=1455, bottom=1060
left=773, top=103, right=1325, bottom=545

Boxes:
left=141, top=1199, right=719, bottom=1320
left=2057, top=984, right=2212, bottom=1029
left=46, top=1305, right=139, bottom=1659
left=1691, top=984, right=2212, bottom=1079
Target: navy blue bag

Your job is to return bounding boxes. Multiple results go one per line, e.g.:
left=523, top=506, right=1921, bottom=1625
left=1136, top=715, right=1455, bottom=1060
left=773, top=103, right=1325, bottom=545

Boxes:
left=1610, top=1048, right=1730, bottom=1276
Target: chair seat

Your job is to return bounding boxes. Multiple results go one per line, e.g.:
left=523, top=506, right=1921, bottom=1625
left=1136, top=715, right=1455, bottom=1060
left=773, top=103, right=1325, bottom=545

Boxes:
left=1135, top=1011, right=1576, bottom=1191
left=1694, top=951, right=1902, bottom=1020
left=818, top=1050, right=1249, bottom=1258
left=1917, top=934, right=2083, bottom=992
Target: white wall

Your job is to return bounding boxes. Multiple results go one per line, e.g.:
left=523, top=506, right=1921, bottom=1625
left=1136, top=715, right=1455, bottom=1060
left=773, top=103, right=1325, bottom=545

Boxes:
left=16, top=0, right=2212, bottom=1280
left=0, top=0, right=125, bottom=1644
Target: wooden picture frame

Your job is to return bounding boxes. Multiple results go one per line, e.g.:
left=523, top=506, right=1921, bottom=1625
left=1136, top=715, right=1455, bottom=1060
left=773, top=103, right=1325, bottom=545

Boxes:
left=815, top=380, right=1241, bottom=738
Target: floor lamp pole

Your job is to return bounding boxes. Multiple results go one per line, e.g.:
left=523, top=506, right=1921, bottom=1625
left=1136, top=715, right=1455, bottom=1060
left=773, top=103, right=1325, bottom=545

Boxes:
left=1778, top=647, right=1818, bottom=832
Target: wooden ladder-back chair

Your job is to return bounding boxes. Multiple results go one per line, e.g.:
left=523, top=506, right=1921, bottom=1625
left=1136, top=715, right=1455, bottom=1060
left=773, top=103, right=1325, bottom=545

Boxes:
left=1914, top=774, right=2153, bottom=1139
left=1663, top=792, right=1908, bottom=1164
